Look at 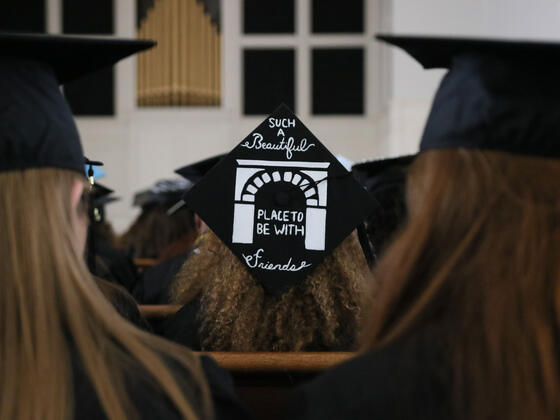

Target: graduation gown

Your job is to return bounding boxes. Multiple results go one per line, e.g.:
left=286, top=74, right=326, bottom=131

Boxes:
left=91, top=238, right=139, bottom=293
left=159, top=297, right=203, bottom=350
left=72, top=351, right=206, bottom=419
left=72, top=349, right=248, bottom=420
left=286, top=330, right=451, bottom=420
left=200, top=355, right=252, bottom=420
left=133, top=252, right=188, bottom=304
left=95, top=277, right=150, bottom=330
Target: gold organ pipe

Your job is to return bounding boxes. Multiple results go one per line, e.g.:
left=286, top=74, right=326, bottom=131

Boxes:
left=137, top=0, right=221, bottom=106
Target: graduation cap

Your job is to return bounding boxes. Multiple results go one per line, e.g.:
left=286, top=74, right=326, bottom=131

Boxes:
left=183, top=104, right=375, bottom=296
left=175, top=154, right=226, bottom=184
left=91, top=182, right=120, bottom=208
left=352, top=155, right=415, bottom=194
left=0, top=32, right=155, bottom=175
left=169, top=154, right=226, bottom=215
left=90, top=183, right=113, bottom=202
left=90, top=182, right=120, bottom=223
left=376, top=34, right=560, bottom=159
left=84, top=161, right=106, bottom=181
left=352, top=155, right=415, bottom=259
left=133, top=179, right=194, bottom=208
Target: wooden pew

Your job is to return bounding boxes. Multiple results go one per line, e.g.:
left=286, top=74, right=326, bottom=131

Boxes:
left=134, top=258, right=157, bottom=273
left=139, top=304, right=181, bottom=319
left=202, top=352, right=355, bottom=420
left=139, top=305, right=356, bottom=419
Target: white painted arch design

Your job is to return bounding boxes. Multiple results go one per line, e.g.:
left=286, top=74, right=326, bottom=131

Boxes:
left=240, top=169, right=321, bottom=206
left=232, top=159, right=330, bottom=251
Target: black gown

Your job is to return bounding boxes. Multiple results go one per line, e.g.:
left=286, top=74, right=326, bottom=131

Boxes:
left=133, top=252, right=189, bottom=304
left=72, top=351, right=205, bottom=419
left=286, top=330, right=451, bottom=420
left=72, top=349, right=249, bottom=420
left=159, top=297, right=202, bottom=349
left=91, top=238, right=139, bottom=293
left=96, top=277, right=150, bottom=330
left=200, top=355, right=252, bottom=420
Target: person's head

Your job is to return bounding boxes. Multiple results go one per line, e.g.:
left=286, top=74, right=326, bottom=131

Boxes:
left=0, top=168, right=211, bottom=419
left=363, top=34, right=560, bottom=420
left=362, top=149, right=560, bottom=420
left=118, top=203, right=197, bottom=259
left=118, top=179, right=198, bottom=260
left=171, top=230, right=372, bottom=351
left=352, top=155, right=414, bottom=262
left=0, top=34, right=210, bottom=420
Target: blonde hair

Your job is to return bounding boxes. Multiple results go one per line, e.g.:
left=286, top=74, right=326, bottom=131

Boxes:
left=171, top=231, right=372, bottom=351
left=0, top=168, right=212, bottom=420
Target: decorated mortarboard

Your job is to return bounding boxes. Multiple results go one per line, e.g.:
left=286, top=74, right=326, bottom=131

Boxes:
left=133, top=179, right=194, bottom=208
left=0, top=32, right=155, bottom=175
left=335, top=155, right=354, bottom=172
left=376, top=34, right=560, bottom=159
left=183, top=104, right=375, bottom=295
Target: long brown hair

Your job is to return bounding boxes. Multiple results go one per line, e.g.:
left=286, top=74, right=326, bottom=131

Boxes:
left=171, top=231, right=372, bottom=351
left=0, top=168, right=212, bottom=420
left=362, top=149, right=560, bottom=420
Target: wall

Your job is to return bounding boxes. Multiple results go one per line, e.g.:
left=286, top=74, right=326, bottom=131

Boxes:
left=72, top=0, right=560, bottom=231
left=385, top=0, right=560, bottom=154
left=75, top=0, right=389, bottom=231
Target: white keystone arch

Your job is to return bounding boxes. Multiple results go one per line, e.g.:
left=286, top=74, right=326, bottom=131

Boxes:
left=231, top=159, right=330, bottom=250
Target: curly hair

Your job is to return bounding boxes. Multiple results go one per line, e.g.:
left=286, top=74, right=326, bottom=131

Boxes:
left=170, top=231, right=372, bottom=351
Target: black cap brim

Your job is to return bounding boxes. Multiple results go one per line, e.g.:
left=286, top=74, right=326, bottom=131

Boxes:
left=0, top=32, right=155, bottom=84
left=376, top=34, right=560, bottom=69
left=90, top=183, right=114, bottom=201
left=175, top=154, right=226, bottom=184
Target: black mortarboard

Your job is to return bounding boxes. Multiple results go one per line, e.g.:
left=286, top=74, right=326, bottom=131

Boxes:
left=133, top=179, right=194, bottom=208
left=376, top=34, right=560, bottom=158
left=90, top=183, right=114, bottom=202
left=169, top=154, right=226, bottom=215
left=94, top=195, right=120, bottom=210
left=90, top=182, right=119, bottom=223
left=352, top=155, right=415, bottom=194
left=352, top=155, right=415, bottom=259
left=0, top=33, right=155, bottom=175
left=175, top=154, right=226, bottom=184
left=183, top=104, right=375, bottom=296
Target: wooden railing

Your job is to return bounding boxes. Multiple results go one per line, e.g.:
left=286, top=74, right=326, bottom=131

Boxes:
left=139, top=304, right=181, bottom=319
left=202, top=351, right=355, bottom=420
left=134, top=258, right=157, bottom=269
left=138, top=304, right=356, bottom=420
left=204, top=351, right=353, bottom=374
